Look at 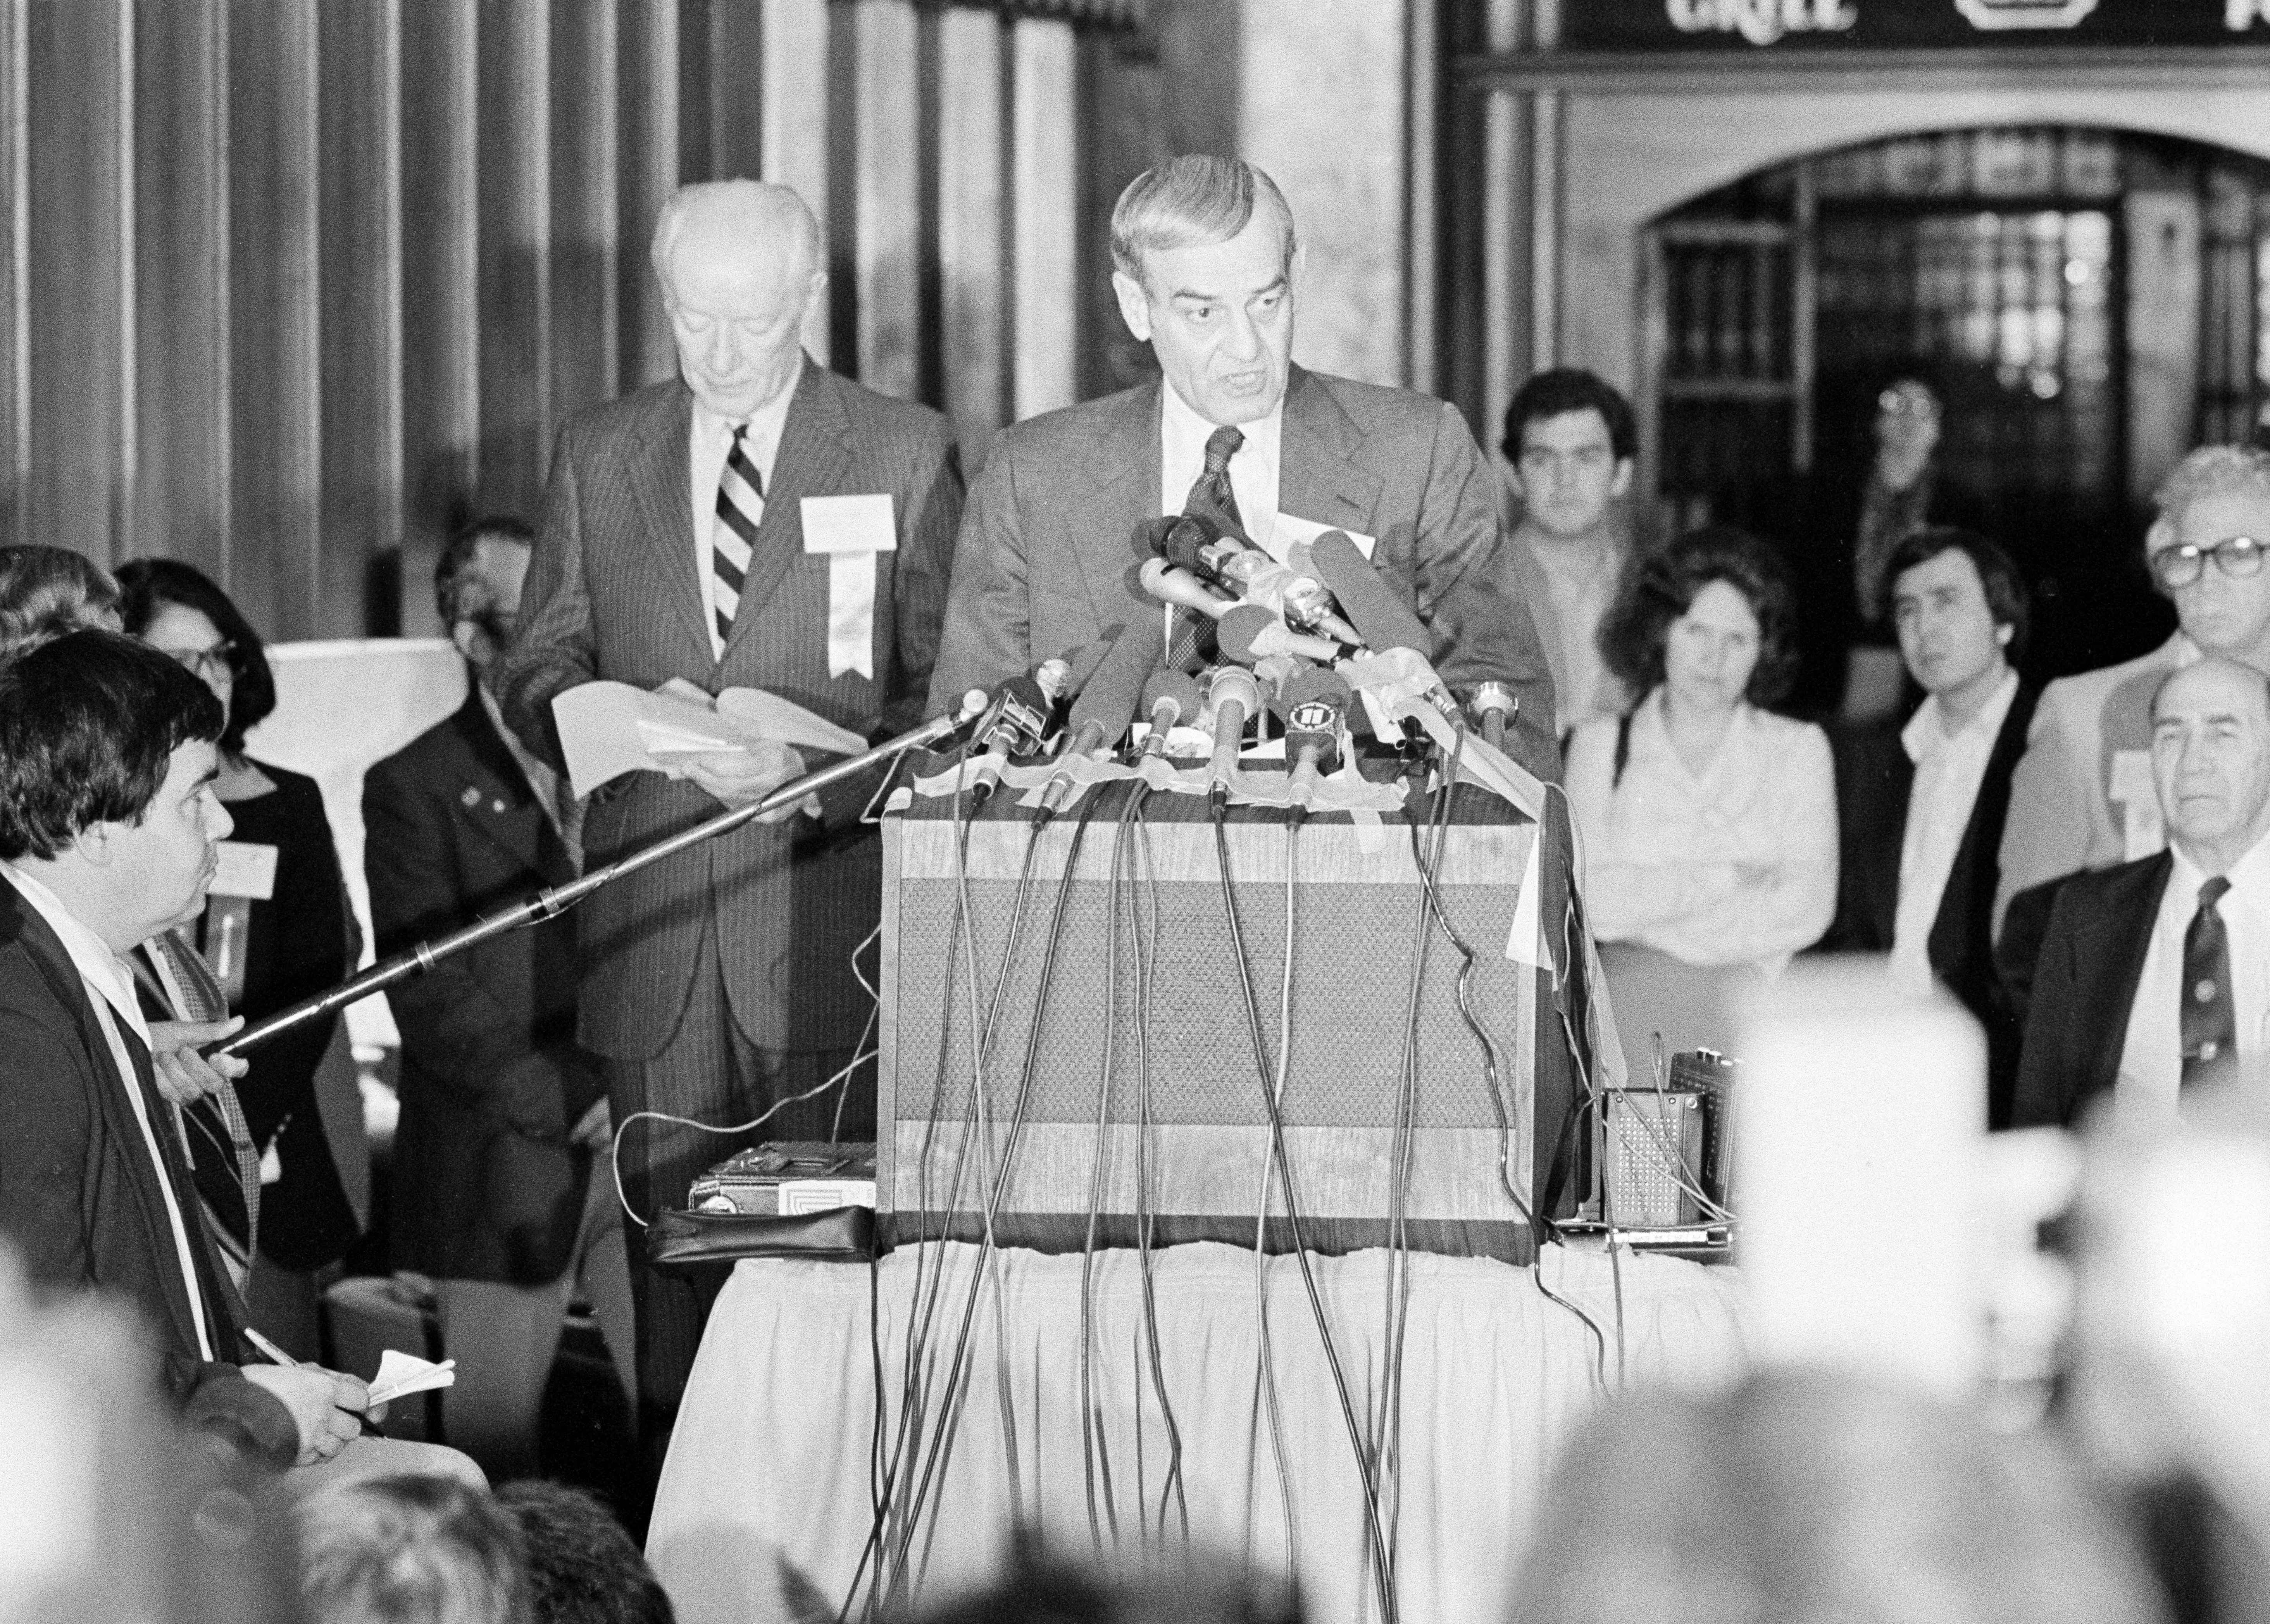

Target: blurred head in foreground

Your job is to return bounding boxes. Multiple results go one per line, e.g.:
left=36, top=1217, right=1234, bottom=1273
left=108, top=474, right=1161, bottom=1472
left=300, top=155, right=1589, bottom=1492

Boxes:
left=1509, top=1366, right=2164, bottom=1624
left=493, top=1481, right=674, bottom=1624
left=909, top=1548, right=1300, bottom=1624
left=298, top=1474, right=531, bottom=1624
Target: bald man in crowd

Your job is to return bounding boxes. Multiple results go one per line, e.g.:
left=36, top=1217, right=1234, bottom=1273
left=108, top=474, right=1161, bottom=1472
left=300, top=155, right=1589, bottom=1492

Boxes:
left=928, top=153, right=1558, bottom=774
left=2012, top=658, right=2270, bottom=1128
left=495, top=180, right=961, bottom=1434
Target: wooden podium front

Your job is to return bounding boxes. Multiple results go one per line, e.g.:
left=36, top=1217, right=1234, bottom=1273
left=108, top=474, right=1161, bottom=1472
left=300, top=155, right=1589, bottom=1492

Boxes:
left=877, top=768, right=1581, bottom=1263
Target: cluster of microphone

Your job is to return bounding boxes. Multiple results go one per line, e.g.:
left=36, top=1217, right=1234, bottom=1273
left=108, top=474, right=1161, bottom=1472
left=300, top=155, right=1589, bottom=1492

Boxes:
left=956, top=512, right=1522, bottom=824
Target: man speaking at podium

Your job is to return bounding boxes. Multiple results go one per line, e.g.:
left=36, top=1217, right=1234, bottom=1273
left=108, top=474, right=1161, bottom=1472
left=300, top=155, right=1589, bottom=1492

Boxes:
left=495, top=180, right=962, bottom=1436
left=927, top=154, right=1559, bottom=775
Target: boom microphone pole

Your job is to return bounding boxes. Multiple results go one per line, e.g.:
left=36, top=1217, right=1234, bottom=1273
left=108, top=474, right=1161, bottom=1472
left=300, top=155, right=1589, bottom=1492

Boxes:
left=211, top=695, right=984, bottom=1060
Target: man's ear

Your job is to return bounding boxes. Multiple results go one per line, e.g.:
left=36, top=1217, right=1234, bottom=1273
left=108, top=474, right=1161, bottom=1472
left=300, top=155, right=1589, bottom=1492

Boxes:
left=73, top=819, right=116, bottom=868
left=1998, top=623, right=2015, bottom=646
left=449, top=620, right=483, bottom=662
left=1611, top=458, right=1636, bottom=500
left=1112, top=271, right=1153, bottom=343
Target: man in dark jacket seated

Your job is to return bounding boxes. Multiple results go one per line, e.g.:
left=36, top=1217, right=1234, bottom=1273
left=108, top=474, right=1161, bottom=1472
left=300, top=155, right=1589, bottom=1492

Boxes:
left=0, top=628, right=475, bottom=1484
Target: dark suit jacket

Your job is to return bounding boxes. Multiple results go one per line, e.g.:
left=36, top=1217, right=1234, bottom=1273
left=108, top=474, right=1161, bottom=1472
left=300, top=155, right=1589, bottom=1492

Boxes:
left=364, top=694, right=604, bottom=1285
left=1822, top=682, right=2040, bottom=1126
left=0, top=879, right=297, bottom=1467
left=2008, top=850, right=2171, bottom=1129
left=926, top=366, right=1562, bottom=777
left=495, top=365, right=962, bottom=1060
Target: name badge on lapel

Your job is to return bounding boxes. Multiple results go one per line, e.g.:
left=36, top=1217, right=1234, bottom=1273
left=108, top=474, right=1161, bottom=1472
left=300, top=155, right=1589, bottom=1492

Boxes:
left=801, top=494, right=897, bottom=679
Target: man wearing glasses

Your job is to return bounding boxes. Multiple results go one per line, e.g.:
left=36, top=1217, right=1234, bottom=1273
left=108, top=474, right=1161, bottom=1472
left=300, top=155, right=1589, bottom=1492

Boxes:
left=1996, top=446, right=2270, bottom=952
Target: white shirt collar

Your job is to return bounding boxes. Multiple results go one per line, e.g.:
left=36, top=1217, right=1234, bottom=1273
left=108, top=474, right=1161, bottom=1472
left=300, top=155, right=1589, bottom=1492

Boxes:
left=690, top=355, right=803, bottom=477
left=1, top=863, right=149, bottom=1043
left=1901, top=667, right=2020, bottom=765
left=1158, top=379, right=1284, bottom=547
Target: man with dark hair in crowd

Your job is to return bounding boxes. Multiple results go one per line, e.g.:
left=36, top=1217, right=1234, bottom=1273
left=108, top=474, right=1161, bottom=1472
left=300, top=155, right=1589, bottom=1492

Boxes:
left=1499, top=367, right=1639, bottom=736
left=496, top=1481, right=676, bottom=1624
left=0, top=629, right=474, bottom=1483
left=1823, top=527, right=2037, bottom=1126
left=366, top=516, right=636, bottom=1481
left=495, top=178, right=962, bottom=1440
left=2013, top=657, right=2270, bottom=1127
left=927, top=152, right=1559, bottom=776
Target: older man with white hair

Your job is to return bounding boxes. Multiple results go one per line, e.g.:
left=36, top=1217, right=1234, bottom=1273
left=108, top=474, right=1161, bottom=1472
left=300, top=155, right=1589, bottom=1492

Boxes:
left=2013, top=657, right=2270, bottom=1127
left=1998, top=445, right=2270, bottom=935
left=495, top=179, right=961, bottom=1433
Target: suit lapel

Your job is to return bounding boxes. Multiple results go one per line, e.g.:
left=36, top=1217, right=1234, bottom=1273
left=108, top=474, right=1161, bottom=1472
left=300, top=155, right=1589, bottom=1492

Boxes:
left=1074, top=383, right=1162, bottom=633
left=452, top=698, right=570, bottom=884
left=5, top=892, right=212, bottom=1360
left=1278, top=366, right=1384, bottom=536
left=2092, top=852, right=2173, bottom=1103
left=624, top=384, right=715, bottom=663
left=724, top=359, right=853, bottom=659
left=1928, top=681, right=2041, bottom=974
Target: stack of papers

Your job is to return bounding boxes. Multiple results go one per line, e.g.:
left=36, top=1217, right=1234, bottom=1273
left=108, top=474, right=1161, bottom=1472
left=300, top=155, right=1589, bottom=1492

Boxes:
left=367, top=1350, right=455, bottom=1406
left=553, top=680, right=869, bottom=800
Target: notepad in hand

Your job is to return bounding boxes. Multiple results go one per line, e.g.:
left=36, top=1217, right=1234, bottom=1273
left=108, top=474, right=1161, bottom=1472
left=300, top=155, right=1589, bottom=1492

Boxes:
left=367, top=1350, right=456, bottom=1407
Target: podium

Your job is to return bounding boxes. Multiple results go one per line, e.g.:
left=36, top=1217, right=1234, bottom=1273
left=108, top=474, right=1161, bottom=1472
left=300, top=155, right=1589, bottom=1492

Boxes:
left=876, top=763, right=1586, bottom=1263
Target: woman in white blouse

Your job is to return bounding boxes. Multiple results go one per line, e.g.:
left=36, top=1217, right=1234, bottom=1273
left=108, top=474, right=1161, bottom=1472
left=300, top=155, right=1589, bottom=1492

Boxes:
left=1565, top=525, right=1837, bottom=1064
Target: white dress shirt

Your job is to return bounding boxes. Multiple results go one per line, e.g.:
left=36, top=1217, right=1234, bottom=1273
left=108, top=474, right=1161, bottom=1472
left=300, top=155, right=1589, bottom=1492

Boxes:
left=1158, top=380, right=1286, bottom=557
left=1565, top=692, right=1839, bottom=972
left=2115, top=836, right=2270, bottom=1121
left=1890, top=669, right=2020, bottom=994
left=2, top=864, right=213, bottom=1359
left=687, top=360, right=801, bottom=659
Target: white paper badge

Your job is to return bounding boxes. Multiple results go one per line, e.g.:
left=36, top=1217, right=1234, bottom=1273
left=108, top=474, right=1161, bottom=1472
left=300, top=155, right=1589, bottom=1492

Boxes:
left=800, top=494, right=897, bottom=555
left=802, top=495, right=896, bottom=679
left=209, top=841, right=279, bottom=901
left=1275, top=512, right=1376, bottom=560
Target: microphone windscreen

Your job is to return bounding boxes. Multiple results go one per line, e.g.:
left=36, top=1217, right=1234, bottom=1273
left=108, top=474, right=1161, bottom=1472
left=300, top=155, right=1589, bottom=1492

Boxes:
left=1215, top=602, right=1280, bottom=665
left=1142, top=669, right=1202, bottom=729
left=1066, top=615, right=1167, bottom=751
left=1130, top=515, right=1181, bottom=560
left=1306, top=531, right=1436, bottom=659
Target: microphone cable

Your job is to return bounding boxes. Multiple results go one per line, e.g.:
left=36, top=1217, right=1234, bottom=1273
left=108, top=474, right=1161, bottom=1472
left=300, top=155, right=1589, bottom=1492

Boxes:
left=1208, top=800, right=1397, bottom=1623
left=1245, top=814, right=1302, bottom=1588
left=1129, top=793, right=1191, bottom=1545
left=885, top=788, right=1108, bottom=1599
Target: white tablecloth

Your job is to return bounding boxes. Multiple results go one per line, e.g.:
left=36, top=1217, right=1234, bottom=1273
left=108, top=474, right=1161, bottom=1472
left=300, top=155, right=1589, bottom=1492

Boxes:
left=648, top=1241, right=1748, bottom=1623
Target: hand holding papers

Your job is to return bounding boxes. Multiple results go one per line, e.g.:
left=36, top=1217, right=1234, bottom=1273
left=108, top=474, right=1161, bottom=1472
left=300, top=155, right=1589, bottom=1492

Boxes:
left=553, top=681, right=868, bottom=800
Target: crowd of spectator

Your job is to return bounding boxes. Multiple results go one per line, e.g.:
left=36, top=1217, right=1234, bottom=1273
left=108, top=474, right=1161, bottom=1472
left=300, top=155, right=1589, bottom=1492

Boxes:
left=8, top=153, right=2270, bottom=1621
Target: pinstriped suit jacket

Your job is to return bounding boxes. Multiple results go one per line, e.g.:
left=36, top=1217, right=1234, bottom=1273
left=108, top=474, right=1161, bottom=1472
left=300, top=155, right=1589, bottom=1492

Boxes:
left=926, top=366, right=1561, bottom=777
left=496, top=365, right=962, bottom=1060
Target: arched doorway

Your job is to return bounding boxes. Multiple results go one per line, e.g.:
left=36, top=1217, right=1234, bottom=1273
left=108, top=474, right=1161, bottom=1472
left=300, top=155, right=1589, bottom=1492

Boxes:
left=1636, top=125, right=2270, bottom=703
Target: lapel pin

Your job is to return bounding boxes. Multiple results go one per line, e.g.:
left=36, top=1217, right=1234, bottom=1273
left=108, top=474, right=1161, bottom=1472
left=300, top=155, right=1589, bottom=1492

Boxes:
left=460, top=787, right=481, bottom=809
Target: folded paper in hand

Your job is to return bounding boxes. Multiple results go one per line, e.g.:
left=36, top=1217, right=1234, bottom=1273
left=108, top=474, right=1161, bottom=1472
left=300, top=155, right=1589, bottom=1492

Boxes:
left=553, top=681, right=869, bottom=799
left=367, top=1350, right=456, bottom=1407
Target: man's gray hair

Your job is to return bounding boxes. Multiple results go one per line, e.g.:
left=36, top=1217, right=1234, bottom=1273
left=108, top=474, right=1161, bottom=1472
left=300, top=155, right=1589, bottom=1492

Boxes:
left=1109, top=155, right=1297, bottom=286
left=648, top=179, right=819, bottom=297
left=2154, top=443, right=2270, bottom=530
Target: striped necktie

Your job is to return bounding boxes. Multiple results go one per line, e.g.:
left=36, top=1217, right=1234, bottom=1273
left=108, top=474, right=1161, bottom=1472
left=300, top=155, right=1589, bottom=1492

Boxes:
left=136, top=930, right=261, bottom=1271
left=711, top=422, right=765, bottom=653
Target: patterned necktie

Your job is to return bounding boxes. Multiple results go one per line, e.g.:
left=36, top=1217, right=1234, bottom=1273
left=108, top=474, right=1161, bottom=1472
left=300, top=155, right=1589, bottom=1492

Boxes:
left=137, top=929, right=262, bottom=1267
left=2181, top=875, right=2237, bottom=1086
left=1185, top=424, right=1246, bottom=536
left=1167, top=425, right=1247, bottom=670
left=711, top=422, right=765, bottom=653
